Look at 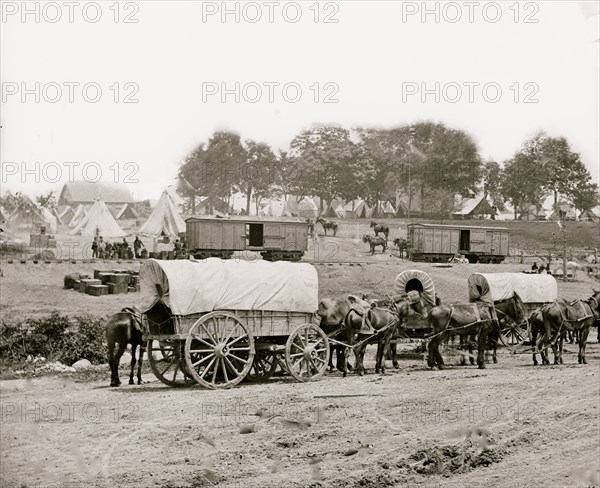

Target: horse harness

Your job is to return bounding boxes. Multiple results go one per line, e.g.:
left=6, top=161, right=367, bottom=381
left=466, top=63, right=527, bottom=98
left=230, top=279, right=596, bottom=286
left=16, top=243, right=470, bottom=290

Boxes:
left=122, top=307, right=143, bottom=331
left=426, top=302, right=498, bottom=340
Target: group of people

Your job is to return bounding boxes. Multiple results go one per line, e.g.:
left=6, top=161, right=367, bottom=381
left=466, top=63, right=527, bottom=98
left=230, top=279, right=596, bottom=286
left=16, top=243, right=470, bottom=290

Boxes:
left=531, top=261, right=552, bottom=275
left=92, top=236, right=145, bottom=259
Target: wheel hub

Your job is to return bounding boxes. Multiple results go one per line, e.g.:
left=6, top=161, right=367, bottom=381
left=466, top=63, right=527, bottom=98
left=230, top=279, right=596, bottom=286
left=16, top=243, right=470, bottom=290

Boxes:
left=215, top=343, right=229, bottom=358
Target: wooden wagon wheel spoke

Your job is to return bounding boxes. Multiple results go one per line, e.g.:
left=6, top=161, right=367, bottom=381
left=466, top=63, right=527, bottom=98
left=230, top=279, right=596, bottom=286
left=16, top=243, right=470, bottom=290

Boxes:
left=223, top=322, right=243, bottom=344
left=147, top=340, right=195, bottom=388
left=199, top=356, right=218, bottom=380
left=191, top=353, right=215, bottom=368
left=190, top=335, right=215, bottom=349
left=285, top=323, right=330, bottom=382
left=185, top=312, right=255, bottom=389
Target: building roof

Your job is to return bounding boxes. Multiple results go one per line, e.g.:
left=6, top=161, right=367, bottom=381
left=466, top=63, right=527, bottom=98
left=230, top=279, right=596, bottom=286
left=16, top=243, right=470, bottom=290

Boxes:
left=408, top=223, right=508, bottom=231
left=453, top=196, right=496, bottom=216
left=59, top=181, right=134, bottom=204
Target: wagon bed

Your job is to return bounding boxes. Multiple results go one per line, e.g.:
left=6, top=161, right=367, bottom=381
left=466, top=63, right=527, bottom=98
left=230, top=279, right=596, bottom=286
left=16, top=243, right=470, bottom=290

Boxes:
left=140, top=258, right=326, bottom=388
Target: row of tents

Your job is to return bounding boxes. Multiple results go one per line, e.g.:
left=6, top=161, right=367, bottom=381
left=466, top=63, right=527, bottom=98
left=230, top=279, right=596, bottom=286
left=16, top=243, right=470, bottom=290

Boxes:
left=254, top=197, right=397, bottom=219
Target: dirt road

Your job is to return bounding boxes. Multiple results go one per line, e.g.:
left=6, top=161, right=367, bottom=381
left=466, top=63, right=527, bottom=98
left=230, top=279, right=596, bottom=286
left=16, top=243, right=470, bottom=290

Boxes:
left=1, top=344, right=599, bottom=488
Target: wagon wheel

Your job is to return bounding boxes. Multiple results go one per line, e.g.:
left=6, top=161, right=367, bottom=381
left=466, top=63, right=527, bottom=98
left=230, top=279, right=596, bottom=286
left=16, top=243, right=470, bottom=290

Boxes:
left=285, top=323, right=330, bottom=382
left=147, top=339, right=195, bottom=387
left=245, top=351, right=279, bottom=382
left=184, top=312, right=255, bottom=389
left=499, top=318, right=531, bottom=347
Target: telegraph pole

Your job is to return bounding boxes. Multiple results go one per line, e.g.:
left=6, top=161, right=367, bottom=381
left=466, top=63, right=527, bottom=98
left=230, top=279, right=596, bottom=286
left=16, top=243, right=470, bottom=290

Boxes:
left=560, top=210, right=567, bottom=281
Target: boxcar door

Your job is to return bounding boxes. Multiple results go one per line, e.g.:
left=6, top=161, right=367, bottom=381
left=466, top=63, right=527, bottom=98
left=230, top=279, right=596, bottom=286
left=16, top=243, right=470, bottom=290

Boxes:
left=263, top=223, right=285, bottom=249
left=470, top=229, right=487, bottom=253
left=245, top=223, right=264, bottom=250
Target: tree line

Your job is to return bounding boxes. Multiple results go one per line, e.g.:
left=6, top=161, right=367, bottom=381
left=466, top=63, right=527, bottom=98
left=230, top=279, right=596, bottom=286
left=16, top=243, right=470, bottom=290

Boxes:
left=179, top=123, right=599, bottom=218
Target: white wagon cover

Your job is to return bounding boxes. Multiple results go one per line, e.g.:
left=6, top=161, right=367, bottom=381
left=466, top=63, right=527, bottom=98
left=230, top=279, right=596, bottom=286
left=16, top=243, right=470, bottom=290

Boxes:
left=468, top=273, right=558, bottom=304
left=140, top=258, right=319, bottom=315
left=394, top=270, right=436, bottom=306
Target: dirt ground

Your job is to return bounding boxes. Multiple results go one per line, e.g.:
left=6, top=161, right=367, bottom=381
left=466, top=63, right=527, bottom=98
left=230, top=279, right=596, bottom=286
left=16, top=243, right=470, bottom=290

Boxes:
left=1, top=232, right=599, bottom=487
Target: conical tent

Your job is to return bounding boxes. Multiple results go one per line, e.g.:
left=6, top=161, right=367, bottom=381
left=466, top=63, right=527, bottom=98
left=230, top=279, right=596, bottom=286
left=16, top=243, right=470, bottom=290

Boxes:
left=297, top=198, right=319, bottom=218
left=138, top=191, right=186, bottom=238
left=69, top=199, right=126, bottom=237
left=69, top=204, right=88, bottom=228
left=116, top=203, right=139, bottom=220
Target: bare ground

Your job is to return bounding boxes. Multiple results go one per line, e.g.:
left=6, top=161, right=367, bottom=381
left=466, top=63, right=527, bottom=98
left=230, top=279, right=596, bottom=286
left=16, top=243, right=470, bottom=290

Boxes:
left=1, top=232, right=599, bottom=487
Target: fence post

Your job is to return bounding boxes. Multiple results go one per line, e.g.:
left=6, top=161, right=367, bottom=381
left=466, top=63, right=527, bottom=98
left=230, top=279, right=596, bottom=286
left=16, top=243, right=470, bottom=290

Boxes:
left=520, top=251, right=523, bottom=264
left=595, top=248, right=598, bottom=264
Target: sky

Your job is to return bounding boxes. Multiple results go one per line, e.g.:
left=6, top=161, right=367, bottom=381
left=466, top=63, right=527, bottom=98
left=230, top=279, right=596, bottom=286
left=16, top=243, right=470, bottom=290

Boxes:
left=1, top=0, right=599, bottom=201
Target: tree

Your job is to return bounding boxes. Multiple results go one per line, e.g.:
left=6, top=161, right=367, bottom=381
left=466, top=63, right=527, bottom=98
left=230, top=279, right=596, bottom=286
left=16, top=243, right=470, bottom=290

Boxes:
left=36, top=192, right=57, bottom=209
left=289, top=126, right=358, bottom=212
left=180, top=131, right=247, bottom=204
left=572, top=182, right=600, bottom=215
left=481, top=160, right=504, bottom=209
left=501, top=141, right=547, bottom=219
left=238, top=140, right=277, bottom=214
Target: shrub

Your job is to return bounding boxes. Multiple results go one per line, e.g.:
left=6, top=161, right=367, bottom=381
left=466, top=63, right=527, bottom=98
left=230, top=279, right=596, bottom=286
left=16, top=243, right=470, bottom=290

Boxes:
left=0, top=312, right=107, bottom=368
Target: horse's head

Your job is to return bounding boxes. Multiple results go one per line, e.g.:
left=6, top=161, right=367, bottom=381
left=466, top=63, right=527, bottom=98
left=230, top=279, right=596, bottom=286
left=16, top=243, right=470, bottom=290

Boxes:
left=362, top=234, right=371, bottom=243
left=588, top=289, right=600, bottom=319
left=370, top=221, right=377, bottom=228
left=511, top=292, right=526, bottom=323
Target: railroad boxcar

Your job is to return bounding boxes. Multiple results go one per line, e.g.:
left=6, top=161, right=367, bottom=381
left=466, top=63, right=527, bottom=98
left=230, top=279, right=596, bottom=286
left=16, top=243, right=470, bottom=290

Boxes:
left=407, top=223, right=509, bottom=263
left=186, top=216, right=309, bottom=261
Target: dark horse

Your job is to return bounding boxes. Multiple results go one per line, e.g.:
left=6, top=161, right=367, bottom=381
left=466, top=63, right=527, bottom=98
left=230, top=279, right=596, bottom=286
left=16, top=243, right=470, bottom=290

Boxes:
left=534, top=291, right=600, bottom=365
left=393, top=237, right=408, bottom=259
left=353, top=296, right=425, bottom=375
left=106, top=306, right=145, bottom=387
left=317, top=217, right=338, bottom=236
left=370, top=221, right=389, bottom=241
left=427, top=293, right=525, bottom=369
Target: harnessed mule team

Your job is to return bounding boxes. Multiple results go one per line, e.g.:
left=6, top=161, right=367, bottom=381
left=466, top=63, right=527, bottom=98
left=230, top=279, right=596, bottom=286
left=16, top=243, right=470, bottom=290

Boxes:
left=105, top=270, right=600, bottom=387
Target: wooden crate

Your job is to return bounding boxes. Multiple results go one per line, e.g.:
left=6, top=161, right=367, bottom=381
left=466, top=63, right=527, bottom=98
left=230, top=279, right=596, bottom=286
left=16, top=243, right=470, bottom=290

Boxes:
left=80, top=279, right=101, bottom=293
left=109, top=273, right=130, bottom=285
left=88, top=285, right=109, bottom=296
left=108, top=282, right=128, bottom=294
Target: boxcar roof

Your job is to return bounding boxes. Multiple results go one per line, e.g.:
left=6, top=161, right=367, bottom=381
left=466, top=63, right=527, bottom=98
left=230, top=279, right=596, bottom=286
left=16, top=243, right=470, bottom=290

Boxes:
left=407, top=223, right=508, bottom=231
left=186, top=216, right=308, bottom=224
left=140, top=258, right=318, bottom=315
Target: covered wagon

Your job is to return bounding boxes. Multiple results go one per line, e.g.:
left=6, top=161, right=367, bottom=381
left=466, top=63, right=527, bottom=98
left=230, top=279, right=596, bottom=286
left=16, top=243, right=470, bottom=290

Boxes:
left=140, top=258, right=327, bottom=388
left=468, top=272, right=558, bottom=344
left=393, top=270, right=437, bottom=338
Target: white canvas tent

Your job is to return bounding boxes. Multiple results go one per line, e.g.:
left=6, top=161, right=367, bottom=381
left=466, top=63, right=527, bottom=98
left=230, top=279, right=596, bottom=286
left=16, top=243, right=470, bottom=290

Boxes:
left=39, top=207, right=58, bottom=233
left=69, top=199, right=126, bottom=237
left=344, top=199, right=373, bottom=219
left=372, top=201, right=396, bottom=218
left=69, top=204, right=88, bottom=228
left=115, top=203, right=139, bottom=220
left=297, top=197, right=319, bottom=218
left=138, top=191, right=186, bottom=238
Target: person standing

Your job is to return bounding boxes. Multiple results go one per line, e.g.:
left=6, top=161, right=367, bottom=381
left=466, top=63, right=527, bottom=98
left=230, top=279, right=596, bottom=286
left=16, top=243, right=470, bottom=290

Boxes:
left=92, top=237, right=99, bottom=258
left=98, top=237, right=106, bottom=259
left=133, top=236, right=143, bottom=258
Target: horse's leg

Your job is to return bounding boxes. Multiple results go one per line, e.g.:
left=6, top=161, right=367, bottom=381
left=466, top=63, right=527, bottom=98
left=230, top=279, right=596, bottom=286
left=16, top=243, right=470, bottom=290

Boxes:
left=328, top=345, right=336, bottom=371
left=107, top=340, right=117, bottom=387
left=532, top=325, right=539, bottom=365
left=579, top=326, right=589, bottom=365
left=427, top=338, right=436, bottom=368
left=434, top=336, right=445, bottom=369
left=137, top=340, right=145, bottom=384
left=391, top=342, right=399, bottom=369
left=129, top=342, right=137, bottom=385
left=476, top=329, right=489, bottom=369
left=468, top=335, right=475, bottom=366
left=112, top=342, right=127, bottom=386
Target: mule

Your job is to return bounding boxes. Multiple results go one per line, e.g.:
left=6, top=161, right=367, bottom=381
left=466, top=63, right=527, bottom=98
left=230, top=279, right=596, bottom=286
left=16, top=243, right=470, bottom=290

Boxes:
left=370, top=221, right=389, bottom=241
left=362, top=234, right=387, bottom=254
left=317, top=296, right=367, bottom=377
left=427, top=293, right=525, bottom=370
left=393, top=237, right=408, bottom=258
left=536, top=291, right=600, bottom=365
left=317, top=218, right=338, bottom=236
left=106, top=306, right=145, bottom=387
